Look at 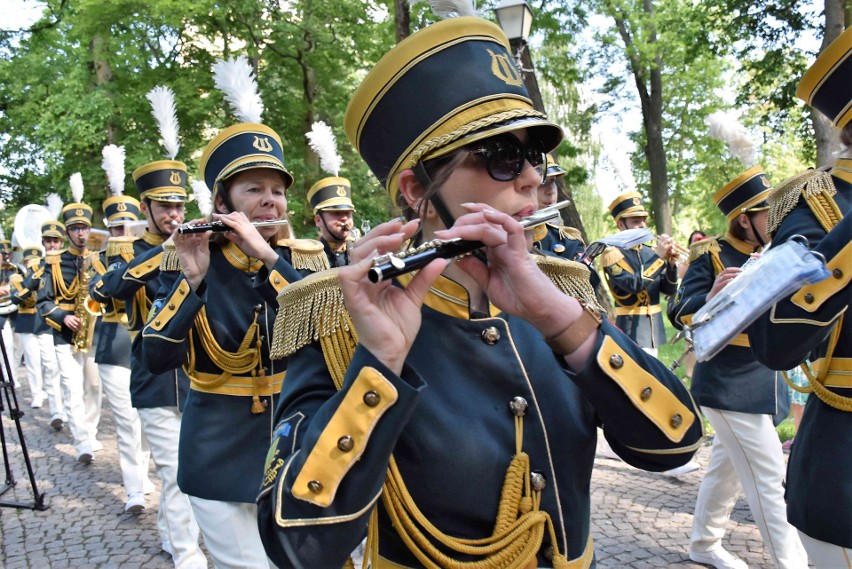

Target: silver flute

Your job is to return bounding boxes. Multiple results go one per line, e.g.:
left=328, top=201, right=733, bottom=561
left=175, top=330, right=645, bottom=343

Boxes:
left=176, top=219, right=289, bottom=235
left=369, top=200, right=571, bottom=283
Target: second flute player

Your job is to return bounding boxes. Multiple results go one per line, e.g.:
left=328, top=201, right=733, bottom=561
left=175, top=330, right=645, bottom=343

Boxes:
left=258, top=10, right=702, bottom=569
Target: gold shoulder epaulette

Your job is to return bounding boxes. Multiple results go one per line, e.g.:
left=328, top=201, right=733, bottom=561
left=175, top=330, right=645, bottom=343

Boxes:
left=534, top=255, right=603, bottom=312
left=599, top=246, right=624, bottom=267
left=278, top=238, right=330, bottom=273
left=270, top=268, right=355, bottom=360
left=687, top=236, right=721, bottom=264
left=45, top=251, right=63, bottom=265
left=9, top=273, right=23, bottom=285
left=106, top=236, right=137, bottom=259
left=767, top=169, right=838, bottom=236
left=159, top=244, right=182, bottom=272
left=25, top=258, right=40, bottom=270
left=557, top=225, right=585, bottom=244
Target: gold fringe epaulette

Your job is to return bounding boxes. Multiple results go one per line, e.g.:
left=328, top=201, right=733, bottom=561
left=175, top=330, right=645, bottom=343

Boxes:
left=598, top=246, right=623, bottom=267
left=687, top=236, right=721, bottom=264
left=767, top=169, right=838, bottom=237
left=534, top=255, right=603, bottom=312
left=278, top=238, right=330, bottom=273
left=106, top=236, right=137, bottom=259
left=159, top=244, right=182, bottom=272
left=45, top=251, right=63, bottom=265
left=557, top=224, right=585, bottom=244
left=270, top=268, right=357, bottom=360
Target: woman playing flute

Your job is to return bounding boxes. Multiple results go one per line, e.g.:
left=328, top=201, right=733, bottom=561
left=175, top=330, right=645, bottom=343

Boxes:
left=257, top=13, right=702, bottom=569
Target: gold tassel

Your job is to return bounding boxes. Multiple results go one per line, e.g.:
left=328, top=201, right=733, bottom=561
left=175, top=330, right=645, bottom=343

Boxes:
left=45, top=251, right=62, bottom=265
left=598, top=246, right=623, bottom=267
left=767, top=169, right=836, bottom=237
left=280, top=238, right=331, bottom=272
left=159, top=244, right=182, bottom=271
left=558, top=225, right=585, bottom=244
left=534, top=256, right=602, bottom=312
left=251, top=395, right=267, bottom=414
left=106, top=237, right=137, bottom=258
left=687, top=236, right=721, bottom=265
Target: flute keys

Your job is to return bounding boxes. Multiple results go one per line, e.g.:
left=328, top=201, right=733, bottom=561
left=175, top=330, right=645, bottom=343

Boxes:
left=389, top=255, right=405, bottom=270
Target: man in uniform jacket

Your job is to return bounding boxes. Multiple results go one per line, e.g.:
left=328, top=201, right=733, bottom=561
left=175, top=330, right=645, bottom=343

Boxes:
left=0, top=240, right=23, bottom=388
left=749, top=27, right=852, bottom=567
left=8, top=245, right=44, bottom=408
left=307, top=176, right=355, bottom=267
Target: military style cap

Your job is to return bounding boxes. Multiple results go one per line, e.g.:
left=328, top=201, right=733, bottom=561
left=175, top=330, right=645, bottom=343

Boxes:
left=308, top=177, right=355, bottom=214
left=712, top=166, right=772, bottom=222
left=132, top=160, right=189, bottom=203
left=41, top=220, right=66, bottom=239
left=544, top=154, right=566, bottom=180
left=22, top=246, right=43, bottom=262
left=199, top=124, right=294, bottom=199
left=103, top=195, right=141, bottom=227
left=797, top=27, right=852, bottom=129
left=608, top=192, right=648, bottom=222
left=60, top=203, right=93, bottom=228
left=344, top=17, right=563, bottom=200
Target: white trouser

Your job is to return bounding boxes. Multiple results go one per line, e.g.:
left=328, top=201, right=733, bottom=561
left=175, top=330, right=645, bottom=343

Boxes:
left=83, top=350, right=101, bottom=441
left=37, top=332, right=64, bottom=419
left=2, top=319, right=16, bottom=387
left=138, top=407, right=207, bottom=569
left=98, top=364, right=147, bottom=497
left=799, top=531, right=851, bottom=569
left=18, top=332, right=45, bottom=402
left=54, top=343, right=91, bottom=454
left=188, top=497, right=275, bottom=569
left=691, top=407, right=808, bottom=568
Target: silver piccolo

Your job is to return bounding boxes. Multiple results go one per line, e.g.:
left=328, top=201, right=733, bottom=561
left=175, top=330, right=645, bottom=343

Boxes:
left=369, top=200, right=571, bottom=283
left=176, top=219, right=289, bottom=235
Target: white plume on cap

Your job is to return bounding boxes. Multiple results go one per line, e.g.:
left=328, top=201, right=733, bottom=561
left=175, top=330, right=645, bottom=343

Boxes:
left=420, top=0, right=477, bottom=18
left=191, top=180, right=213, bottom=217
left=46, top=193, right=63, bottom=219
left=70, top=172, right=84, bottom=203
left=306, top=121, right=342, bottom=177
left=212, top=56, right=264, bottom=124
left=706, top=110, right=757, bottom=167
left=146, top=86, right=181, bottom=160
left=101, top=144, right=126, bottom=197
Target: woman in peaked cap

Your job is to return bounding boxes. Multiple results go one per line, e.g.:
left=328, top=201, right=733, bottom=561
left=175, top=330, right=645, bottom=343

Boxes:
left=258, top=12, right=702, bottom=569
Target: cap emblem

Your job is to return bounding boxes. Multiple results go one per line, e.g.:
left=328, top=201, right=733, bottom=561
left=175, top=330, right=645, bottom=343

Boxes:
left=761, top=176, right=770, bottom=188
left=632, top=197, right=641, bottom=206
left=116, top=202, right=128, bottom=212
left=169, top=171, right=182, bottom=185
left=75, top=208, right=84, bottom=216
left=487, top=49, right=522, bottom=87
left=336, top=186, right=347, bottom=197
left=253, top=136, right=273, bottom=152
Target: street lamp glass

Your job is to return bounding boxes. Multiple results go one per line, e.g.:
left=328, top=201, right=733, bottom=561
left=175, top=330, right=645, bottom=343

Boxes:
left=494, top=0, right=534, bottom=42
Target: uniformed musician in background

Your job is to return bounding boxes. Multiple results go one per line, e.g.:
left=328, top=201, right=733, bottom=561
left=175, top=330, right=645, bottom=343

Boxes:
left=307, top=176, right=355, bottom=267
left=749, top=27, right=852, bottom=567
left=669, top=167, right=805, bottom=569
left=257, top=15, right=702, bottom=568
left=0, top=239, right=23, bottom=386
left=8, top=244, right=42, bottom=408
left=601, top=192, right=678, bottom=356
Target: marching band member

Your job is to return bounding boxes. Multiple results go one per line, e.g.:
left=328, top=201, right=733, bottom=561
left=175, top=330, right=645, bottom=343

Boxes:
left=9, top=242, right=44, bottom=408
left=749, top=27, right=852, bottom=567
left=257, top=13, right=702, bottom=568
left=141, top=58, right=327, bottom=568
left=669, top=168, right=805, bottom=569
left=0, top=239, right=23, bottom=387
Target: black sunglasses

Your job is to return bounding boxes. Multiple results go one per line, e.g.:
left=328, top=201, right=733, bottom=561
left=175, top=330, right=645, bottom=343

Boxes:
left=466, top=134, right=547, bottom=183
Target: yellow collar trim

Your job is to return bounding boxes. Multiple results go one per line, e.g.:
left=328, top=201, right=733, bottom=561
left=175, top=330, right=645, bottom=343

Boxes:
left=68, top=245, right=86, bottom=257
left=222, top=241, right=263, bottom=272
left=832, top=158, right=852, bottom=184
left=142, top=230, right=164, bottom=246
left=723, top=233, right=757, bottom=255
left=396, top=272, right=501, bottom=320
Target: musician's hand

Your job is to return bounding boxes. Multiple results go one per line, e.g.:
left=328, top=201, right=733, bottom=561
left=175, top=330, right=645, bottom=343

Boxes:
left=655, top=234, right=676, bottom=263
left=0, top=285, right=10, bottom=297
left=64, top=314, right=82, bottom=332
left=213, top=212, right=280, bottom=269
left=339, top=218, right=448, bottom=376
left=706, top=267, right=741, bottom=301
left=174, top=219, right=212, bottom=292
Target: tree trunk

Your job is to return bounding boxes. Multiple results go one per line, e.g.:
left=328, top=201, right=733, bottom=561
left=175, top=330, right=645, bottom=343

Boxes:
left=813, top=0, right=846, bottom=166
left=395, top=0, right=410, bottom=43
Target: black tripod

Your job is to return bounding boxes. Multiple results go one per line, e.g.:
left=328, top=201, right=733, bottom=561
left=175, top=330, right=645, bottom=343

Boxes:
left=0, top=326, right=49, bottom=510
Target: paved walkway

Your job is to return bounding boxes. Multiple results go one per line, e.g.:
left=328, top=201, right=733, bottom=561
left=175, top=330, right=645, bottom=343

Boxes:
left=1, top=366, right=786, bottom=568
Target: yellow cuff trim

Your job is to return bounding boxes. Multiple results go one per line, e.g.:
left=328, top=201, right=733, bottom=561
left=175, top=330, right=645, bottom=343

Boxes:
left=615, top=304, right=661, bottom=316
left=127, top=252, right=163, bottom=280
left=791, top=241, right=851, bottom=313
left=292, top=366, right=398, bottom=508
left=268, top=269, right=289, bottom=295
left=148, top=279, right=191, bottom=331
left=642, top=258, right=665, bottom=278
left=597, top=336, right=695, bottom=443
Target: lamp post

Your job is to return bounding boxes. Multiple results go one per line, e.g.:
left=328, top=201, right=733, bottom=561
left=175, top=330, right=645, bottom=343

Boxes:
left=494, top=0, right=544, bottom=113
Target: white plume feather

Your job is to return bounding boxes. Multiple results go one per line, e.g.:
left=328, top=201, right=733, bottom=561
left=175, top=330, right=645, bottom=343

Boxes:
left=306, top=121, right=342, bottom=177
left=70, top=173, right=84, bottom=203
left=212, top=56, right=264, bottom=123
left=146, top=86, right=181, bottom=159
left=418, top=0, right=478, bottom=18
left=101, top=144, right=126, bottom=197
left=46, top=193, right=63, bottom=219
left=191, top=180, right=213, bottom=217
left=706, top=110, right=757, bottom=167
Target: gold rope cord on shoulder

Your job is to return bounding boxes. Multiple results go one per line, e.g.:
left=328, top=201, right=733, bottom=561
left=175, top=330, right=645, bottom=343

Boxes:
left=798, top=315, right=852, bottom=412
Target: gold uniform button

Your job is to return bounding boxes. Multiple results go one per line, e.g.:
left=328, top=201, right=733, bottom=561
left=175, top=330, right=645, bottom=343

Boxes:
left=168, top=303, right=175, bottom=310
left=154, top=319, right=161, bottom=326
left=146, top=263, right=152, bottom=268
left=833, top=268, right=843, bottom=279
left=307, top=480, right=323, bottom=494
left=509, top=396, right=528, bottom=417
left=363, top=390, right=380, bottom=407
left=273, top=278, right=281, bottom=285
left=530, top=471, right=546, bottom=491
left=542, top=545, right=555, bottom=560
left=609, top=354, right=624, bottom=369
left=481, top=326, right=501, bottom=345
left=553, top=244, right=566, bottom=254
left=671, top=414, right=683, bottom=428
left=337, top=436, right=354, bottom=452
left=804, top=293, right=814, bottom=304
left=640, top=387, right=652, bottom=401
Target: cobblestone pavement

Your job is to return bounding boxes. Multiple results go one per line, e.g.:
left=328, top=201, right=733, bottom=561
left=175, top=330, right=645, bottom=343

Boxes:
left=1, top=367, right=787, bottom=568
